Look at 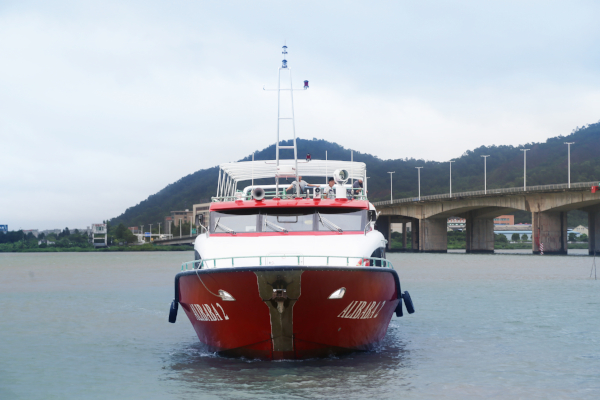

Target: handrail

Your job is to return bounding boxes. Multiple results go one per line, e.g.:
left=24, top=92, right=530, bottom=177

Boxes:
left=212, top=189, right=368, bottom=203
left=180, top=255, right=394, bottom=271
left=373, top=180, right=600, bottom=207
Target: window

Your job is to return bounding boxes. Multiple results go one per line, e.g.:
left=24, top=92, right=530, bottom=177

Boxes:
left=211, top=211, right=259, bottom=233
left=317, top=210, right=365, bottom=232
left=210, top=208, right=366, bottom=234
left=263, top=210, right=314, bottom=232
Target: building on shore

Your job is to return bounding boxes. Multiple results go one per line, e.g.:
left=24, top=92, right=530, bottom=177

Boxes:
left=164, top=210, right=193, bottom=235
left=573, top=225, right=589, bottom=235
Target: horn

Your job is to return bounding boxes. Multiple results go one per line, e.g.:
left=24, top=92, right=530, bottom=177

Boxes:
left=313, top=187, right=322, bottom=199
left=252, top=187, right=265, bottom=201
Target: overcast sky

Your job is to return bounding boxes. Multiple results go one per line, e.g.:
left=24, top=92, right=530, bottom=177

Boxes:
left=2, top=0, right=599, bottom=230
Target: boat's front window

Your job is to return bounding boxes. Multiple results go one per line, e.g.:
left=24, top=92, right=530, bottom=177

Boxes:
left=211, top=211, right=259, bottom=233
left=317, top=210, right=365, bottom=232
left=210, top=208, right=366, bottom=234
left=263, top=210, right=314, bottom=232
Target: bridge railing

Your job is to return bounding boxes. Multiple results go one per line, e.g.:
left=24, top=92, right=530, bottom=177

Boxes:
left=374, top=181, right=599, bottom=206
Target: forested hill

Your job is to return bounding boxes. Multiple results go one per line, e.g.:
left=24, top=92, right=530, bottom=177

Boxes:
left=111, top=122, right=600, bottom=227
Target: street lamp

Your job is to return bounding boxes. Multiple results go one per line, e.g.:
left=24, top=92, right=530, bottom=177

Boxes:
left=520, top=149, right=530, bottom=190
left=564, top=142, right=574, bottom=188
left=448, top=161, right=455, bottom=197
left=149, top=224, right=153, bottom=241
left=140, top=225, right=144, bottom=242
left=387, top=171, right=395, bottom=202
left=415, top=167, right=423, bottom=200
left=179, top=218, right=183, bottom=237
left=481, top=155, right=490, bottom=194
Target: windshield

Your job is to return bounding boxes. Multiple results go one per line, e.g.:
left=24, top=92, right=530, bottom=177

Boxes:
left=264, top=210, right=314, bottom=232
left=317, top=210, right=365, bottom=232
left=211, top=211, right=259, bottom=233
left=210, top=208, right=366, bottom=233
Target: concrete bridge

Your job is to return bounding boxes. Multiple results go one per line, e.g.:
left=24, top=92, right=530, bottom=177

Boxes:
left=374, top=181, right=600, bottom=255
left=153, top=235, right=198, bottom=246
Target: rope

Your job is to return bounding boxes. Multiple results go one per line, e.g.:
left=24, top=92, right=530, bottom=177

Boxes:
left=195, top=268, right=222, bottom=298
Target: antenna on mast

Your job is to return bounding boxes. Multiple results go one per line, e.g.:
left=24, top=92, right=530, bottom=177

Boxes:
left=261, top=44, right=310, bottom=197
left=282, top=45, right=288, bottom=69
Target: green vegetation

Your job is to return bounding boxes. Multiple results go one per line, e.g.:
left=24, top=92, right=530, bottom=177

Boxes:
left=110, top=123, right=600, bottom=229
left=0, top=226, right=192, bottom=253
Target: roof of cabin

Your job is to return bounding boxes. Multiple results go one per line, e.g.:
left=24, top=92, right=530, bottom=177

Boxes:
left=219, top=159, right=366, bottom=182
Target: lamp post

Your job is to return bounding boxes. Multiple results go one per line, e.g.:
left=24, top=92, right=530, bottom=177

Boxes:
left=158, top=222, right=161, bottom=237
left=387, top=171, right=395, bottom=202
left=520, top=149, right=530, bottom=190
left=564, top=142, right=574, bottom=188
left=481, top=155, right=490, bottom=194
left=140, top=225, right=144, bottom=242
left=149, top=224, right=153, bottom=241
left=415, top=167, right=423, bottom=200
left=448, top=160, right=455, bottom=197
left=179, top=219, right=183, bottom=238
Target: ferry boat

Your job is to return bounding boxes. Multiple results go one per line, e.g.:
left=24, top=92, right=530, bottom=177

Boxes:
left=168, top=46, right=414, bottom=360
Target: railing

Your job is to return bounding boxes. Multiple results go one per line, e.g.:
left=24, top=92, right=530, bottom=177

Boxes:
left=374, top=181, right=599, bottom=207
left=212, top=189, right=368, bottom=202
left=180, top=255, right=394, bottom=271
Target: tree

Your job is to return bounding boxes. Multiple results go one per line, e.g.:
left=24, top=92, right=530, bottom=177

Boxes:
left=521, top=233, right=529, bottom=241
left=511, top=233, right=520, bottom=242
left=495, top=233, right=508, bottom=244
left=580, top=233, right=589, bottom=242
left=115, top=223, right=127, bottom=240
left=568, top=232, right=577, bottom=242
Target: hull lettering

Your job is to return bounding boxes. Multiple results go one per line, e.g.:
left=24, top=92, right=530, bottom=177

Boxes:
left=337, top=301, right=386, bottom=319
left=190, top=303, right=230, bottom=321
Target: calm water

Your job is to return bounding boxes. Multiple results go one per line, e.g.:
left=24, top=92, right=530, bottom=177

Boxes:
left=1, top=251, right=599, bottom=399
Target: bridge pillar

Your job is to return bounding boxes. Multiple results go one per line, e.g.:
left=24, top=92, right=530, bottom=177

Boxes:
left=375, top=216, right=391, bottom=251
left=418, top=219, right=448, bottom=252
left=411, top=218, right=420, bottom=251
left=532, top=211, right=567, bottom=255
left=465, top=212, right=495, bottom=254
left=586, top=205, right=600, bottom=256
left=402, top=222, right=407, bottom=249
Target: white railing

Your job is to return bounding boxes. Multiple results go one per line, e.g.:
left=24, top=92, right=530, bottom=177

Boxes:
left=212, top=189, right=367, bottom=202
left=180, top=255, right=393, bottom=271
left=374, top=181, right=599, bottom=206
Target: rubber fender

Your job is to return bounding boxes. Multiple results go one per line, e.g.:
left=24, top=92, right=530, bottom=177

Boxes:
left=168, top=299, right=178, bottom=323
left=395, top=300, right=404, bottom=317
left=402, top=291, right=415, bottom=314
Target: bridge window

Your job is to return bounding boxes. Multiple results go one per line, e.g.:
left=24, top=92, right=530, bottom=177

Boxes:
left=211, top=211, right=259, bottom=233
left=317, top=210, right=366, bottom=232
left=210, top=208, right=366, bottom=234
left=263, top=210, right=314, bottom=232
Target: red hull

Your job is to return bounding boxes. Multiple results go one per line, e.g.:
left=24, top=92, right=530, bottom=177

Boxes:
left=175, top=266, right=401, bottom=360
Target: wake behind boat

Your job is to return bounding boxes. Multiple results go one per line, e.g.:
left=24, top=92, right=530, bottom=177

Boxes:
left=168, top=46, right=414, bottom=360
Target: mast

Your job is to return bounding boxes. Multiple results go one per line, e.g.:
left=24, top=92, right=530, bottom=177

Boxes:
left=274, top=45, right=300, bottom=197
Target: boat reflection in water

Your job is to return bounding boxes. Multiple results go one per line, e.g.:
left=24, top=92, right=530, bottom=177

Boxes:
left=166, top=324, right=411, bottom=398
